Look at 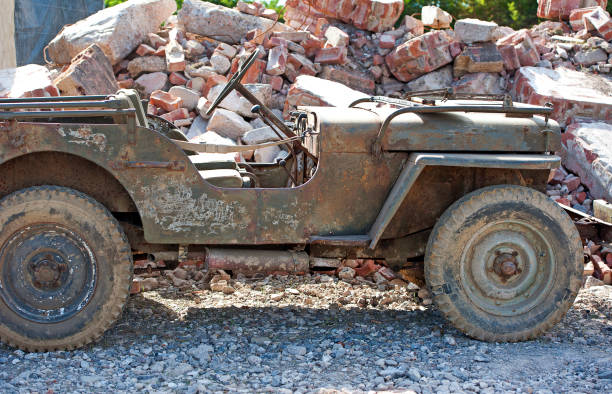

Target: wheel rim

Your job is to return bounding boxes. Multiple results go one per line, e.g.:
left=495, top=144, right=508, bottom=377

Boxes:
left=0, top=224, right=97, bottom=323
left=460, top=219, right=556, bottom=317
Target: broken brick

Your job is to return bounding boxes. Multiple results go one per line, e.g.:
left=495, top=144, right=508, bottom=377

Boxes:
left=453, top=43, right=504, bottom=77
left=266, top=45, right=288, bottom=76
left=379, top=34, right=396, bottom=49
left=136, top=44, right=156, bottom=56
left=325, top=26, right=350, bottom=47
left=584, top=6, right=612, bottom=41
left=169, top=72, right=188, bottom=85
left=569, top=7, right=604, bottom=31
left=315, top=46, right=348, bottom=65
left=160, top=107, right=189, bottom=122
left=537, top=0, right=607, bottom=20
left=150, top=89, right=183, bottom=112
left=497, top=44, right=521, bottom=70
left=385, top=30, right=458, bottom=82
left=166, top=40, right=186, bottom=72
left=319, top=65, right=376, bottom=95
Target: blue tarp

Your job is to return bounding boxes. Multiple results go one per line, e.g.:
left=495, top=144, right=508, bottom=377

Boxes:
left=15, top=0, right=104, bottom=66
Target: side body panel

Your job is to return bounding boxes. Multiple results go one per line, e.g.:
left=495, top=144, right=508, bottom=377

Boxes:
left=0, top=104, right=557, bottom=246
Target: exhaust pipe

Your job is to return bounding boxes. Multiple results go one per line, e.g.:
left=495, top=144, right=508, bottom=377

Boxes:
left=206, top=248, right=309, bottom=274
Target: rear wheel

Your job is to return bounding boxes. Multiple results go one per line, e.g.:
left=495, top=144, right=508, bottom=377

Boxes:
left=425, top=185, right=582, bottom=342
left=0, top=186, right=133, bottom=351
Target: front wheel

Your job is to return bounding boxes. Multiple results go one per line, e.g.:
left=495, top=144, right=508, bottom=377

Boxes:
left=425, top=185, right=582, bottom=342
left=0, top=186, right=133, bottom=351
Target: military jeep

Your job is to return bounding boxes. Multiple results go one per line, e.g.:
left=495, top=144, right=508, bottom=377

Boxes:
left=0, top=51, right=582, bottom=351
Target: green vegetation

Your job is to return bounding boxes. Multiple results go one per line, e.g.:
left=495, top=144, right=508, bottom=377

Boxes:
left=105, top=0, right=611, bottom=30
left=400, top=0, right=538, bottom=30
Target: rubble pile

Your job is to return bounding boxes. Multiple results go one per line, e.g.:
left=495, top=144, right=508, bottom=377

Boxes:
left=131, top=257, right=431, bottom=303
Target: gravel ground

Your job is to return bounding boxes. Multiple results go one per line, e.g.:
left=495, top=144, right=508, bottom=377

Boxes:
left=1, top=274, right=611, bottom=393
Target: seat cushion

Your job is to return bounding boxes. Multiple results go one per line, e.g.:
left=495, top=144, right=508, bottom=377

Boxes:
left=199, top=169, right=244, bottom=188
left=190, top=153, right=239, bottom=171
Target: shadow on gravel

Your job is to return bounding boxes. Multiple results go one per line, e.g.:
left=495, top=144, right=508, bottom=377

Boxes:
left=111, top=293, right=450, bottom=345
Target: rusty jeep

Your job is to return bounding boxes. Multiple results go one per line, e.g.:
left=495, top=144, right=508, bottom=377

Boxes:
left=0, top=51, right=583, bottom=351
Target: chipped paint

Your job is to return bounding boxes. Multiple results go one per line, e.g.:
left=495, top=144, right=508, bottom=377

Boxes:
left=58, top=127, right=107, bottom=152
left=140, top=175, right=248, bottom=234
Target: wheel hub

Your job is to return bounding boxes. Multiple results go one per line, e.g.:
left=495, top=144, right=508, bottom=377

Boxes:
left=460, top=220, right=556, bottom=317
left=0, top=225, right=97, bottom=323
left=493, top=251, right=520, bottom=279
left=29, top=253, right=68, bottom=289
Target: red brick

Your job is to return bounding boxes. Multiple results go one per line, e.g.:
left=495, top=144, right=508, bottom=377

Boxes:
left=147, top=103, right=158, bottom=116
left=584, top=6, right=612, bottom=40
left=511, top=67, right=612, bottom=127
left=315, top=46, right=347, bottom=64
left=242, top=58, right=266, bottom=84
left=497, top=45, right=521, bottom=70
left=498, top=30, right=540, bottom=66
left=166, top=40, right=186, bottom=72
left=385, top=30, right=457, bottom=82
left=246, top=28, right=266, bottom=45
left=606, top=253, right=612, bottom=266
left=315, top=18, right=332, bottom=37
left=237, top=0, right=258, bottom=15
left=136, top=44, right=155, bottom=56
left=563, top=175, right=582, bottom=192
left=285, top=0, right=405, bottom=33
left=288, top=53, right=317, bottom=75
left=555, top=197, right=571, bottom=206
left=117, top=79, right=134, bottom=89
left=319, top=65, right=375, bottom=95
left=379, top=34, right=396, bottom=49
left=569, top=7, right=601, bottom=30
left=262, top=74, right=284, bottom=91
left=147, top=32, right=167, bottom=48
left=264, top=36, right=288, bottom=50
left=153, top=46, right=166, bottom=57
left=260, top=8, right=278, bottom=20
left=202, top=74, right=228, bottom=97
left=169, top=72, right=188, bottom=85
left=354, top=259, right=382, bottom=278
left=130, top=280, right=141, bottom=295
left=549, top=167, right=568, bottom=184
left=301, top=35, right=325, bottom=57
left=576, top=191, right=587, bottom=204
left=537, top=0, right=607, bottom=20
left=267, top=45, right=288, bottom=76
left=150, top=90, right=183, bottom=112
left=378, top=266, right=397, bottom=281
left=160, top=107, right=189, bottom=122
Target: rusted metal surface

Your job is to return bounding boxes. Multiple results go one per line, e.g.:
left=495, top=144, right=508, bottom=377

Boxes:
left=559, top=203, right=612, bottom=243
left=348, top=95, right=557, bottom=157
left=307, top=107, right=561, bottom=154
left=368, top=153, right=559, bottom=249
left=206, top=249, right=309, bottom=273
left=0, top=84, right=560, bottom=266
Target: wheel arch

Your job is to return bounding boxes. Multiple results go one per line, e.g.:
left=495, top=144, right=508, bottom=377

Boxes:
left=368, top=153, right=560, bottom=249
left=0, top=151, right=140, bottom=215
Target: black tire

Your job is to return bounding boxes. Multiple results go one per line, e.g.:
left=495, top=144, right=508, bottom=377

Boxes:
left=0, top=186, right=133, bottom=351
left=425, top=185, right=582, bottom=342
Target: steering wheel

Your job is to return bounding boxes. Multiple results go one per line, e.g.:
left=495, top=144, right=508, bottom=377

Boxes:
left=206, top=49, right=260, bottom=116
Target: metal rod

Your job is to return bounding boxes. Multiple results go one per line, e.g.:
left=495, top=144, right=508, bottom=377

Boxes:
left=0, top=95, right=109, bottom=103
left=236, top=83, right=319, bottom=164
left=0, top=100, right=126, bottom=110
left=0, top=109, right=136, bottom=120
